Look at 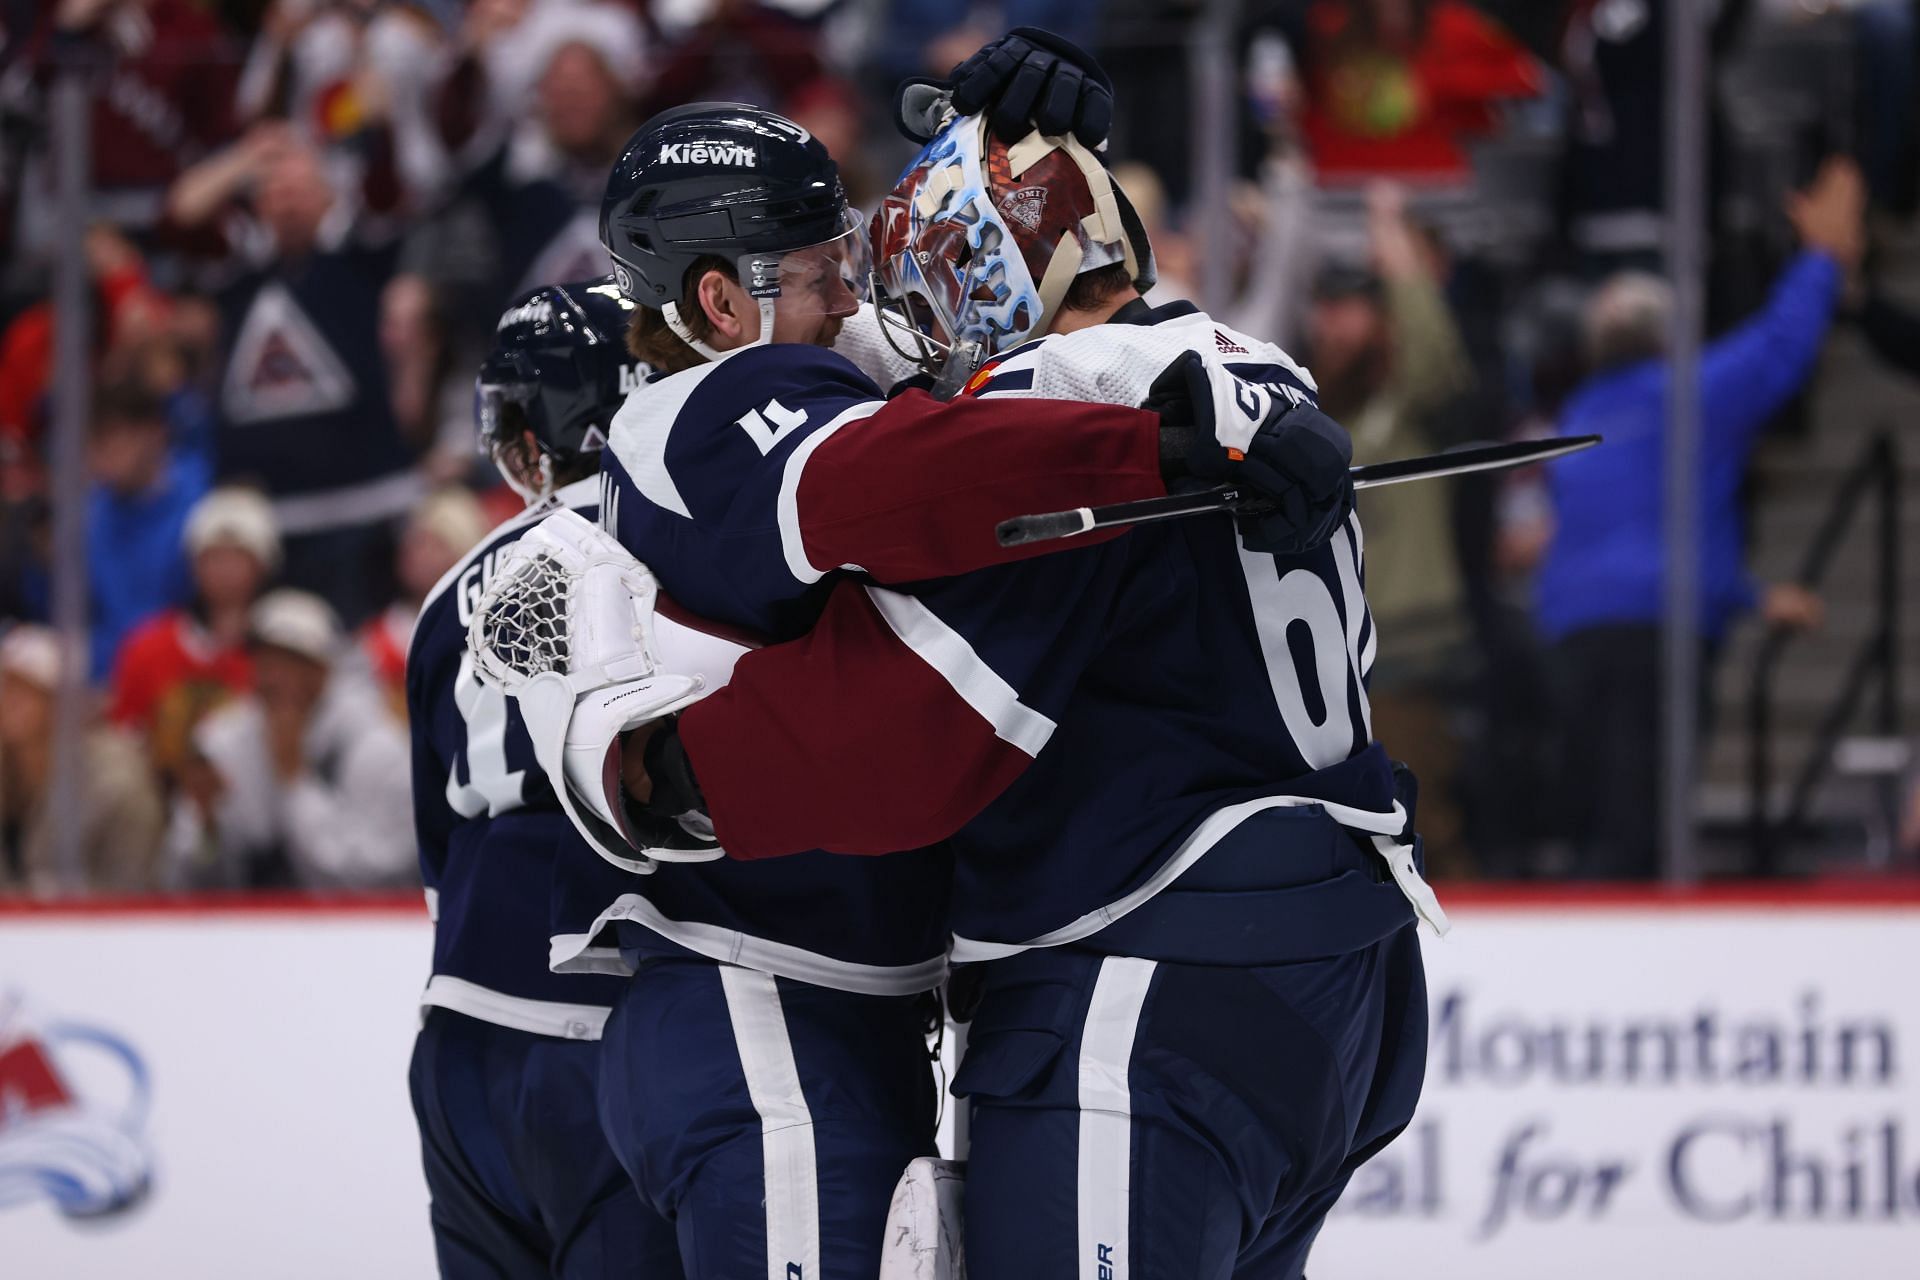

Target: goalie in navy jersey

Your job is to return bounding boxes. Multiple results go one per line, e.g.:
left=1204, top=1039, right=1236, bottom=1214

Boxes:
left=405, top=279, right=682, bottom=1280
left=518, top=85, right=1446, bottom=1280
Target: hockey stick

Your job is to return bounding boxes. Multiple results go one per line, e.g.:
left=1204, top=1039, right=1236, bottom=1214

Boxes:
left=994, top=434, right=1602, bottom=548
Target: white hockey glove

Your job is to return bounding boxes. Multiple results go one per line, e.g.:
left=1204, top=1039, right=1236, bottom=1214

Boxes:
left=466, top=509, right=750, bottom=873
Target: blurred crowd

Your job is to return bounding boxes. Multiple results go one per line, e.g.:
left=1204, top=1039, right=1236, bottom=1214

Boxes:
left=0, top=0, right=1914, bottom=894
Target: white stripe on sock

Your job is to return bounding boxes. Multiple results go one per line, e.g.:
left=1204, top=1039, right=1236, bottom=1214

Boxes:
left=1076, top=957, right=1157, bottom=1280
left=719, top=966, right=822, bottom=1280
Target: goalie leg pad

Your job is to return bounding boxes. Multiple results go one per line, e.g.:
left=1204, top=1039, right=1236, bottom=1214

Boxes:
left=879, top=1157, right=967, bottom=1280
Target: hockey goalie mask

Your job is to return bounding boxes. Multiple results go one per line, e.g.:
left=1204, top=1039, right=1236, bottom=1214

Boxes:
left=871, top=113, right=1146, bottom=385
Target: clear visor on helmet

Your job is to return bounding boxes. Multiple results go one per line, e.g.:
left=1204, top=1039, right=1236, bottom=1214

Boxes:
left=735, top=206, right=872, bottom=327
left=474, top=376, right=529, bottom=451
left=475, top=375, right=552, bottom=502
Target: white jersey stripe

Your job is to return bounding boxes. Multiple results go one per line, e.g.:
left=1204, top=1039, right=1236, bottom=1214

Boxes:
left=419, top=974, right=610, bottom=1040
left=719, top=967, right=822, bottom=1280
left=947, top=793, right=1406, bottom=963
left=548, top=892, right=948, bottom=995
left=864, top=585, right=1057, bottom=758
left=605, top=361, right=724, bottom=519
left=776, top=400, right=886, bottom=585
left=1076, top=957, right=1156, bottom=1280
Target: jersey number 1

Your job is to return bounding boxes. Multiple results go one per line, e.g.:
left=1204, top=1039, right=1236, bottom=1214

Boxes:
left=447, top=650, right=527, bottom=818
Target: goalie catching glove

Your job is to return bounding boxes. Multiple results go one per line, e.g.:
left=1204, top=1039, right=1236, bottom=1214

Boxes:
left=465, top=509, right=750, bottom=873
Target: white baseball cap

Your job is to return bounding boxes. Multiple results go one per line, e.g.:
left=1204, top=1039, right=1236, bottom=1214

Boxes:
left=186, top=487, right=282, bottom=572
left=520, top=2, right=649, bottom=96
left=248, top=590, right=342, bottom=665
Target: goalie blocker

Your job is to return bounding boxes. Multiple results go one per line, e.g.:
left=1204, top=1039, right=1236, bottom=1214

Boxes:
left=467, top=509, right=752, bottom=872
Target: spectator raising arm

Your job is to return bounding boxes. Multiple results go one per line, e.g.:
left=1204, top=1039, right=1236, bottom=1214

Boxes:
left=1699, top=157, right=1865, bottom=449
left=1370, top=181, right=1473, bottom=424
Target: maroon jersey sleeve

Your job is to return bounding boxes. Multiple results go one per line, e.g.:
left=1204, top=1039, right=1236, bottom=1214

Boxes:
left=676, top=583, right=1033, bottom=860
left=789, top=388, right=1165, bottom=583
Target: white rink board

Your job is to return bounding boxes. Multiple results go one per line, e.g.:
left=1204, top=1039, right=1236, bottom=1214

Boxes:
left=1313, top=905, right=1920, bottom=1280
left=1, top=907, right=436, bottom=1280
left=4, top=900, right=1919, bottom=1279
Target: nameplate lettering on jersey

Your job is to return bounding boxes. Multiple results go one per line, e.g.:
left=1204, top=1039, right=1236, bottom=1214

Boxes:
left=735, top=399, right=809, bottom=455
left=659, top=141, right=756, bottom=167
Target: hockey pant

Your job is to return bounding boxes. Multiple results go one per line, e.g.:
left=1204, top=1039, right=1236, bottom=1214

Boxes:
left=953, top=926, right=1427, bottom=1280
left=597, top=956, right=940, bottom=1279
left=409, top=1006, right=680, bottom=1280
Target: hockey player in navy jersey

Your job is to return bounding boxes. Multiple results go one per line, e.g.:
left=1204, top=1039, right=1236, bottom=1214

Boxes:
left=463, top=34, right=1416, bottom=1280
left=539, top=102, right=1445, bottom=1278
left=406, top=279, right=685, bottom=1279
left=482, top=36, right=1188, bottom=1280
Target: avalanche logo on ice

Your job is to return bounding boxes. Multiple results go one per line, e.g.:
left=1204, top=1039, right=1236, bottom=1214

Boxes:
left=0, top=993, right=154, bottom=1220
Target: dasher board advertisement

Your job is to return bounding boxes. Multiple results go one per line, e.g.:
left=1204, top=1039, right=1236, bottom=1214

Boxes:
left=4, top=893, right=1918, bottom=1279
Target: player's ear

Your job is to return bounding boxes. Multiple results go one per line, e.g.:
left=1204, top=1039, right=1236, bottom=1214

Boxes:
left=695, top=269, right=750, bottom=344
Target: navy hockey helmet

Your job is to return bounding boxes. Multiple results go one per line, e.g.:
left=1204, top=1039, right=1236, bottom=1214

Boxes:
left=599, top=103, right=869, bottom=358
left=477, top=277, right=641, bottom=501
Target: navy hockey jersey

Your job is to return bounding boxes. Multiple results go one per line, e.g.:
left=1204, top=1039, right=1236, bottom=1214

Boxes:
left=409, top=480, right=633, bottom=1036
left=561, top=340, right=1172, bottom=994
left=678, top=301, right=1423, bottom=961
left=215, top=243, right=420, bottom=536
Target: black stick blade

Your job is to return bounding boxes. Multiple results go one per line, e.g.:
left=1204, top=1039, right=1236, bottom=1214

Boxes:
left=996, top=508, right=1095, bottom=547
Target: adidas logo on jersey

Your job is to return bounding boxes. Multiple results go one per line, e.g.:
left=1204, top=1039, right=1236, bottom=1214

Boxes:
left=659, top=141, right=756, bottom=167
left=1214, top=330, right=1250, bottom=356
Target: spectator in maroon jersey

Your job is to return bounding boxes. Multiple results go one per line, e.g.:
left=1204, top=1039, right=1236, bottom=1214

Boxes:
left=11, top=0, right=241, bottom=249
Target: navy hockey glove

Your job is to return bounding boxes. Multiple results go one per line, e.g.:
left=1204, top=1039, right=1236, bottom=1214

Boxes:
left=895, top=27, right=1114, bottom=148
left=1148, top=351, right=1355, bottom=557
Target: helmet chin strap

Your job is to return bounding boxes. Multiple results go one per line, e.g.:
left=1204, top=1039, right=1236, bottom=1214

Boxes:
left=663, top=300, right=779, bottom=364
left=493, top=443, right=556, bottom=507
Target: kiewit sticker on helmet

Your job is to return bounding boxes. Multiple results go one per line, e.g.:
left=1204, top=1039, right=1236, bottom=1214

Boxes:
left=658, top=141, right=757, bottom=166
